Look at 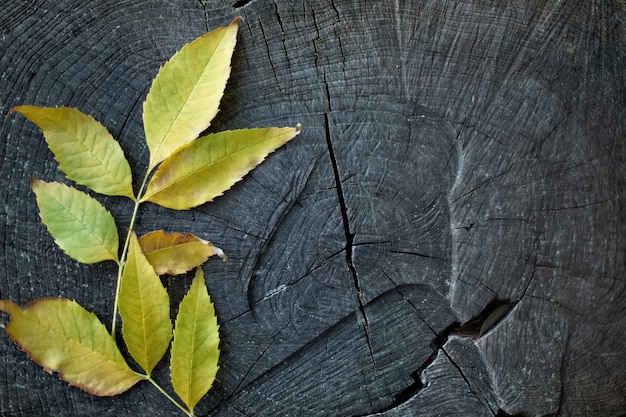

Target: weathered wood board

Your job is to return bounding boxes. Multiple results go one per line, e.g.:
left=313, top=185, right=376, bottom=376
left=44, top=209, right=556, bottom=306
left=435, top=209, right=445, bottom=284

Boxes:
left=1, top=1, right=625, bottom=416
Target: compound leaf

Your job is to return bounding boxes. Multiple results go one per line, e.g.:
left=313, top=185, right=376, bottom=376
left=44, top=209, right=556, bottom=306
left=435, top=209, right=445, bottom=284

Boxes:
left=143, top=17, right=241, bottom=171
left=119, top=232, right=172, bottom=374
left=31, top=179, right=119, bottom=264
left=170, top=268, right=220, bottom=413
left=142, top=126, right=301, bottom=210
left=13, top=106, right=134, bottom=199
left=0, top=298, right=142, bottom=396
left=138, top=230, right=226, bottom=276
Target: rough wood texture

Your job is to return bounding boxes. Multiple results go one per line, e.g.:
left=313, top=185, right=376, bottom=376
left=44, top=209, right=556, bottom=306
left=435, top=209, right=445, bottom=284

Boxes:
left=1, top=1, right=625, bottom=416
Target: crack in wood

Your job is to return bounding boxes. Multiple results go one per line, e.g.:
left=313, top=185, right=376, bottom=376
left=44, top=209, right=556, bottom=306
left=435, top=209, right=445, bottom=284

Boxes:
left=383, top=320, right=460, bottom=412
left=272, top=1, right=285, bottom=35
left=440, top=347, right=497, bottom=415
left=257, top=19, right=279, bottom=81
left=323, top=112, right=375, bottom=365
left=381, top=298, right=518, bottom=413
left=224, top=317, right=294, bottom=405
left=232, top=0, right=254, bottom=8
left=196, top=0, right=210, bottom=31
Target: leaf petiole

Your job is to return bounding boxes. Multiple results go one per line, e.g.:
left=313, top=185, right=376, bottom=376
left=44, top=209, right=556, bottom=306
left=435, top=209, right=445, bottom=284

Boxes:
left=145, top=375, right=194, bottom=417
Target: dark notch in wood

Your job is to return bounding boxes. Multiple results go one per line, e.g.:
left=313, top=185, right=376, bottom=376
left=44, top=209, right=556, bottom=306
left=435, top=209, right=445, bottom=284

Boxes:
left=233, top=0, right=253, bottom=8
left=455, top=298, right=517, bottom=339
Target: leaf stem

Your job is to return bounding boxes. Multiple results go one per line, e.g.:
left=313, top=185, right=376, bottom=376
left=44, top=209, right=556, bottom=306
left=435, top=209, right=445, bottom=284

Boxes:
left=112, top=169, right=198, bottom=416
left=110, top=199, right=140, bottom=336
left=146, top=376, right=194, bottom=417
left=110, top=170, right=152, bottom=337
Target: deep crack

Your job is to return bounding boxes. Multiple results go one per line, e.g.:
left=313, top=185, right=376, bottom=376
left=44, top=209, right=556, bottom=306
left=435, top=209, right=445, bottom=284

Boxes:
left=385, top=320, right=459, bottom=409
left=383, top=297, right=518, bottom=411
left=323, top=112, right=375, bottom=364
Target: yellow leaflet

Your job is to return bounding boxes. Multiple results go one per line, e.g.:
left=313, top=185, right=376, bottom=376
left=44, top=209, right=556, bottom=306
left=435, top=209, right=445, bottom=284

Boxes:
left=142, top=126, right=302, bottom=210
left=12, top=106, right=134, bottom=199
left=138, top=230, right=225, bottom=276
left=143, top=17, right=241, bottom=171
left=31, top=179, right=119, bottom=264
left=170, top=268, right=220, bottom=413
left=0, top=299, right=142, bottom=396
left=119, top=232, right=173, bottom=374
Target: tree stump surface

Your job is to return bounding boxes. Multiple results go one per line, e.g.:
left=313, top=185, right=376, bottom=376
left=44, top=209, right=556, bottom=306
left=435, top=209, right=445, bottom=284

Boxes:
left=1, top=1, right=625, bottom=416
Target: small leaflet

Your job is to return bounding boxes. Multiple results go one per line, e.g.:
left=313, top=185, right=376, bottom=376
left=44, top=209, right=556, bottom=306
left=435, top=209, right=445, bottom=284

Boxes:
left=138, top=230, right=225, bottom=275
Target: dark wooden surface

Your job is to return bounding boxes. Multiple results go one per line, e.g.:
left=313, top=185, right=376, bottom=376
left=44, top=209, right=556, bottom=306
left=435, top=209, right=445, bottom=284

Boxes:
left=1, top=1, right=625, bottom=416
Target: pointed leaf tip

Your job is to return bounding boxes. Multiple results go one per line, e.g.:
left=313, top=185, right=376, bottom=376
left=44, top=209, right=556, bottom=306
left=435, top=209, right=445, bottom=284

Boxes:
left=143, top=18, right=241, bottom=170
left=0, top=300, right=20, bottom=316
left=0, top=298, right=141, bottom=396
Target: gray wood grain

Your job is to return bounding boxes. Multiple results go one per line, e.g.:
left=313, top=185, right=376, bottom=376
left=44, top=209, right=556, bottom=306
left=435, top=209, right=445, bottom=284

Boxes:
left=1, top=1, right=625, bottom=416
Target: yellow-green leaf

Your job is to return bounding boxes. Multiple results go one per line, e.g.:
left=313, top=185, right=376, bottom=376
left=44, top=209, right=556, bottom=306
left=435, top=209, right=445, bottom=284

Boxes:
left=170, top=268, right=220, bottom=413
left=119, top=232, right=172, bottom=374
left=0, top=298, right=142, bottom=396
left=12, top=106, right=134, bottom=199
left=31, top=179, right=119, bottom=263
left=138, top=230, right=226, bottom=275
left=142, top=126, right=302, bottom=210
left=143, top=17, right=241, bottom=171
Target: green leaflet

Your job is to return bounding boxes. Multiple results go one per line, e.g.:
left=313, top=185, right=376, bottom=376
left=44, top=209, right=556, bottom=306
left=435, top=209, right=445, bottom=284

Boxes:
left=143, top=18, right=241, bottom=171
left=142, top=126, right=302, bottom=210
left=0, top=299, right=142, bottom=396
left=170, top=268, right=220, bottom=413
left=13, top=106, right=134, bottom=199
left=31, top=179, right=119, bottom=264
left=119, top=232, right=173, bottom=374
